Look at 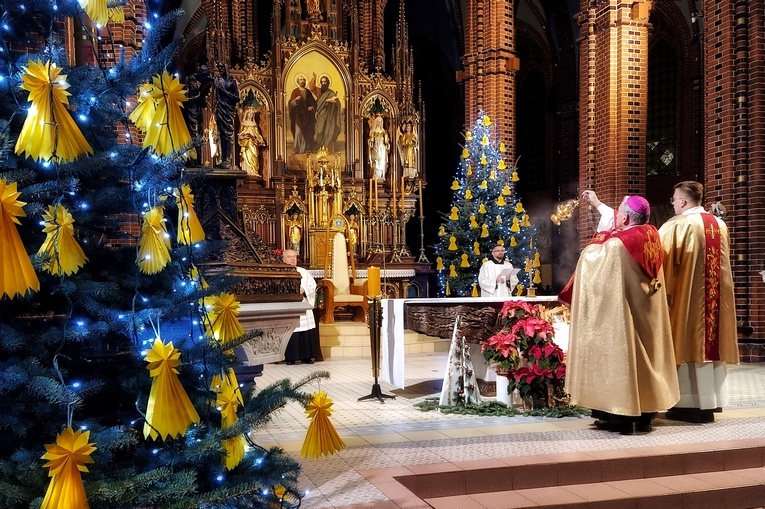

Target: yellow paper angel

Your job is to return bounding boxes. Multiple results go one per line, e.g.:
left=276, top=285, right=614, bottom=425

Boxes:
left=478, top=203, right=487, bottom=214
left=515, top=201, right=525, bottom=213
left=473, top=241, right=480, bottom=255
left=510, top=236, right=517, bottom=247
left=15, top=59, right=92, bottom=163
left=533, top=252, right=541, bottom=268
left=212, top=369, right=246, bottom=470
left=460, top=253, right=469, bottom=267
left=436, top=256, right=444, bottom=271
left=466, top=164, right=473, bottom=176
left=464, top=131, right=473, bottom=141
left=451, top=180, right=460, bottom=190
left=137, top=206, right=171, bottom=274
left=40, top=426, right=96, bottom=509
left=480, top=154, right=487, bottom=165
left=438, top=225, right=446, bottom=236
left=301, top=391, right=346, bottom=458
left=464, top=189, right=473, bottom=200
left=496, top=195, right=506, bottom=207
left=461, top=148, right=469, bottom=159
left=483, top=115, right=492, bottom=126
left=175, top=185, right=205, bottom=245
left=498, top=159, right=507, bottom=170
left=449, top=264, right=457, bottom=277
left=489, top=169, right=497, bottom=180
left=142, top=71, right=193, bottom=157
left=499, top=142, right=506, bottom=152
left=495, top=214, right=502, bottom=225
left=78, top=0, right=124, bottom=25
left=449, top=206, right=459, bottom=221
left=143, top=338, right=201, bottom=440
left=0, top=180, right=40, bottom=298
left=479, top=180, right=487, bottom=190
left=471, top=282, right=478, bottom=297
left=447, top=236, right=457, bottom=250
left=480, top=224, right=489, bottom=238
left=469, top=215, right=479, bottom=228
left=510, top=217, right=521, bottom=232
left=481, top=135, right=489, bottom=146
left=205, top=293, right=245, bottom=346
left=129, top=83, right=157, bottom=133
left=511, top=171, right=520, bottom=182
left=533, top=269, right=542, bottom=285
left=503, top=185, right=511, bottom=196
left=38, top=203, right=88, bottom=276
left=521, top=214, right=531, bottom=227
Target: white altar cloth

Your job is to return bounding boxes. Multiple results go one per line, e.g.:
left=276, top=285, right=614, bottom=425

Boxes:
left=380, top=296, right=561, bottom=389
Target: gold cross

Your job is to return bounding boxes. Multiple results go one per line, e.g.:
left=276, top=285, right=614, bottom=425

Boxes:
left=706, top=224, right=717, bottom=239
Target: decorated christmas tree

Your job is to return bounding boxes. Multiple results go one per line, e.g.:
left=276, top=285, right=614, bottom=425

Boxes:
left=434, top=113, right=540, bottom=297
left=0, top=2, right=316, bottom=508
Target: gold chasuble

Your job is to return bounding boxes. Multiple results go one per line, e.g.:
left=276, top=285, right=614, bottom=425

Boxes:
left=659, top=212, right=738, bottom=364
left=563, top=225, right=679, bottom=416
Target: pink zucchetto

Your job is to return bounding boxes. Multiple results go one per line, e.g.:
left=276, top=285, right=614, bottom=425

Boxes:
left=626, top=195, right=650, bottom=215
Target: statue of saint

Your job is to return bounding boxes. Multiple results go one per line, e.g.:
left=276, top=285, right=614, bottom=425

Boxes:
left=213, top=62, right=239, bottom=168
left=397, top=121, right=419, bottom=178
left=238, top=106, right=266, bottom=176
left=348, top=214, right=360, bottom=255
left=286, top=213, right=303, bottom=253
left=368, top=115, right=389, bottom=181
left=183, top=63, right=214, bottom=166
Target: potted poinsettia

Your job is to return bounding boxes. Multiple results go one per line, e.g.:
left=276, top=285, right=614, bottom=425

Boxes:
left=481, top=300, right=567, bottom=408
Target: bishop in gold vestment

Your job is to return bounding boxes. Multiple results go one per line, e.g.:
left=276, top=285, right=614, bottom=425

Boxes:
left=659, top=181, right=738, bottom=421
left=561, top=196, right=679, bottom=432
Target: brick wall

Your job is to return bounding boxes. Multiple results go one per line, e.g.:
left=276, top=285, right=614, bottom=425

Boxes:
left=461, top=0, right=516, bottom=154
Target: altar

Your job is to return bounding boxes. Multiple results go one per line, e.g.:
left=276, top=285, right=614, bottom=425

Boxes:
left=380, top=296, right=564, bottom=389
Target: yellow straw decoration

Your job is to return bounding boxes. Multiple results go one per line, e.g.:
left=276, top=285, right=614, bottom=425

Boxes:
left=0, top=180, right=40, bottom=298
left=40, top=426, right=96, bottom=509
left=15, top=59, right=92, bottom=163
left=301, top=391, right=346, bottom=458
left=175, top=185, right=205, bottom=245
left=206, top=293, right=245, bottom=346
left=212, top=369, right=246, bottom=470
left=142, top=71, right=194, bottom=157
left=143, top=338, right=201, bottom=440
left=38, top=204, right=88, bottom=276
left=137, top=206, right=171, bottom=274
left=129, top=83, right=157, bottom=133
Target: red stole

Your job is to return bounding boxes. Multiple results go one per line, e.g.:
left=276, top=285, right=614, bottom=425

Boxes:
left=701, top=213, right=722, bottom=361
left=558, top=225, right=663, bottom=306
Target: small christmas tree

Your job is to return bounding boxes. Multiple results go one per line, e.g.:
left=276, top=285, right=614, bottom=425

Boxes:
left=434, top=112, right=539, bottom=297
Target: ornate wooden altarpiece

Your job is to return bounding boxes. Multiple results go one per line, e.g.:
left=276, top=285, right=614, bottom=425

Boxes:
left=179, top=0, right=432, bottom=301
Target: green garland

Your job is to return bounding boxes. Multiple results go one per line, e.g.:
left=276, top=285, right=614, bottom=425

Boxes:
left=413, top=398, right=591, bottom=418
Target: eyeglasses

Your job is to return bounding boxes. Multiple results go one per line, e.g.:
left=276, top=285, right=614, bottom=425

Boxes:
left=492, top=249, right=505, bottom=253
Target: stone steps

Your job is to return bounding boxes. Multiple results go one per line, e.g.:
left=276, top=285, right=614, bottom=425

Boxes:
left=386, top=440, right=765, bottom=509
left=319, top=322, right=450, bottom=358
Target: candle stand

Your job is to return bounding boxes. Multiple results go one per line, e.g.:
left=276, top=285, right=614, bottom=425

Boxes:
left=358, top=295, right=395, bottom=403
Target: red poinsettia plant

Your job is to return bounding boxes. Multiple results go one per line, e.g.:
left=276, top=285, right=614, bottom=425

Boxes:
left=481, top=300, right=566, bottom=405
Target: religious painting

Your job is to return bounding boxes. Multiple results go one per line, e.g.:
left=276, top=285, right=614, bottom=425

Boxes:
left=284, top=51, right=346, bottom=174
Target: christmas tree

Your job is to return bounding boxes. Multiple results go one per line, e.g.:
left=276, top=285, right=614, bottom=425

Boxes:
left=434, top=113, right=540, bottom=297
left=0, top=3, right=315, bottom=508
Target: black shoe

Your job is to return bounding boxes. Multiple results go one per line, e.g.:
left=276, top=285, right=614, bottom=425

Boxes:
left=700, top=410, right=715, bottom=423
left=302, top=358, right=315, bottom=364
left=665, top=408, right=703, bottom=423
left=635, top=422, right=652, bottom=433
left=594, top=420, right=614, bottom=432
left=285, top=361, right=295, bottom=365
left=618, top=422, right=635, bottom=435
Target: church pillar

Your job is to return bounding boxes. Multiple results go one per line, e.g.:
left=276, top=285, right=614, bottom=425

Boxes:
left=577, top=0, right=652, bottom=232
left=702, top=0, right=764, bottom=343
left=461, top=0, right=516, bottom=157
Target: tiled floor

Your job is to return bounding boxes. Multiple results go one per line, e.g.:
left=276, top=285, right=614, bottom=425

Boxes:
left=251, top=352, right=765, bottom=508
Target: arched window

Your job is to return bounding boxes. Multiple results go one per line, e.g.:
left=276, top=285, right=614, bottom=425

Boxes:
left=647, top=38, right=677, bottom=176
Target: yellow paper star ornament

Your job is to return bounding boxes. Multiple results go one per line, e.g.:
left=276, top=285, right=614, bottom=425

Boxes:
left=38, top=204, right=88, bottom=276
left=40, top=426, right=96, bottom=509
left=301, top=392, right=346, bottom=458
left=129, top=83, right=157, bottom=133
left=142, top=71, right=194, bottom=157
left=15, top=59, right=93, bottom=163
left=143, top=339, right=201, bottom=440
left=211, top=369, right=246, bottom=470
left=206, top=293, right=245, bottom=346
left=0, top=180, right=40, bottom=298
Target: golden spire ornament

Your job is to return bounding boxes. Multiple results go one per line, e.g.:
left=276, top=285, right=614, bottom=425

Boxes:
left=175, top=185, right=205, bottom=245
left=137, top=206, right=171, bottom=274
left=143, top=338, right=201, bottom=440
left=40, top=426, right=96, bottom=509
left=38, top=203, right=88, bottom=276
left=301, top=391, right=346, bottom=458
left=15, top=59, right=93, bottom=163
left=0, top=180, right=40, bottom=298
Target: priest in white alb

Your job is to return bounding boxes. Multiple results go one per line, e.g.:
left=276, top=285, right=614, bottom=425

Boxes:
left=478, top=244, right=519, bottom=297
